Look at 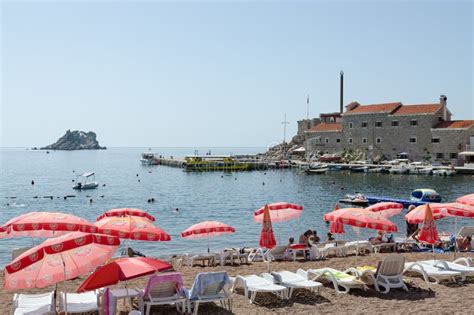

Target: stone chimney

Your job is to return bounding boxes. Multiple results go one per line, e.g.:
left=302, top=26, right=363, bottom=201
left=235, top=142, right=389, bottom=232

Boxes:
left=440, top=95, right=447, bottom=121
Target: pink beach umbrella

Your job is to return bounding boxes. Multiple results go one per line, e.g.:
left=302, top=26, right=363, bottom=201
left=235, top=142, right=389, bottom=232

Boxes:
left=95, top=216, right=170, bottom=241
left=181, top=221, right=235, bottom=253
left=329, top=203, right=345, bottom=234
left=405, top=203, right=474, bottom=224
left=365, top=202, right=403, bottom=218
left=456, top=194, right=474, bottom=207
left=4, top=232, right=120, bottom=290
left=324, top=207, right=398, bottom=232
left=253, top=202, right=303, bottom=223
left=0, top=212, right=97, bottom=238
left=97, top=208, right=156, bottom=222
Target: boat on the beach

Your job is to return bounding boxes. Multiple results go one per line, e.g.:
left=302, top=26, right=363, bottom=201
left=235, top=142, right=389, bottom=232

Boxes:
left=305, top=163, right=328, bottom=174
left=319, top=154, right=341, bottom=163
left=410, top=189, right=441, bottom=203
left=73, top=172, right=99, bottom=190
left=339, top=193, right=369, bottom=206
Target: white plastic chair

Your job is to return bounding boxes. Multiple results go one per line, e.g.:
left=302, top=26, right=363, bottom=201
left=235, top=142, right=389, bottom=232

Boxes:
left=265, top=270, right=322, bottom=298
left=403, top=262, right=463, bottom=284
left=12, top=291, right=55, bottom=315
left=59, top=290, right=100, bottom=314
left=231, top=274, right=288, bottom=303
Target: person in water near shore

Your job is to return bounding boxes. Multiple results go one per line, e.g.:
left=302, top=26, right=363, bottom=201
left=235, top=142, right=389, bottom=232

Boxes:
left=406, top=205, right=419, bottom=237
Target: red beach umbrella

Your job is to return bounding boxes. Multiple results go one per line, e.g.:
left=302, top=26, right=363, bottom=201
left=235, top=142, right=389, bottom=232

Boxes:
left=181, top=221, right=235, bottom=252
left=97, top=208, right=156, bottom=222
left=76, top=257, right=172, bottom=292
left=329, top=203, right=345, bottom=234
left=4, top=232, right=120, bottom=290
left=417, top=204, right=440, bottom=245
left=95, top=216, right=170, bottom=241
left=0, top=212, right=97, bottom=238
left=456, top=194, right=474, bottom=207
left=324, top=207, right=398, bottom=232
left=254, top=202, right=303, bottom=223
left=365, top=202, right=403, bottom=218
left=259, top=205, right=277, bottom=249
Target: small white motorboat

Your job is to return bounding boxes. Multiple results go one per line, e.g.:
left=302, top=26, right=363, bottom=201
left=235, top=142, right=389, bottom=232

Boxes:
left=305, top=163, right=328, bottom=174
left=73, top=172, right=99, bottom=190
left=432, top=169, right=456, bottom=176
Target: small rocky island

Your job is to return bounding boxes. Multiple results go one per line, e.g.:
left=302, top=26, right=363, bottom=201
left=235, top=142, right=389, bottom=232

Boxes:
left=41, top=130, right=106, bottom=150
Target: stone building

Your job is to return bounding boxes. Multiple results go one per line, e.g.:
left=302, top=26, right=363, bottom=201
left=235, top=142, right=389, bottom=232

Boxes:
left=305, top=95, right=474, bottom=162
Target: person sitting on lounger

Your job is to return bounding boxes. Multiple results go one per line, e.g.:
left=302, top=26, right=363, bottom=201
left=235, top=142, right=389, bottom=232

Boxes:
left=308, top=231, right=320, bottom=246
left=369, top=231, right=387, bottom=245
left=406, top=205, right=419, bottom=238
left=327, top=232, right=335, bottom=242
left=299, top=231, right=309, bottom=245
left=457, top=236, right=472, bottom=251
left=288, top=237, right=295, bottom=246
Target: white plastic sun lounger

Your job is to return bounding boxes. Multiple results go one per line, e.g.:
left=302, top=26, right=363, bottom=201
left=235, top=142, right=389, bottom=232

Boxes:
left=303, top=268, right=367, bottom=293
left=419, top=258, right=474, bottom=277
left=231, top=275, right=288, bottom=303
left=265, top=270, right=323, bottom=298
left=12, top=291, right=55, bottom=315
left=59, top=291, right=100, bottom=314
left=403, top=262, right=463, bottom=284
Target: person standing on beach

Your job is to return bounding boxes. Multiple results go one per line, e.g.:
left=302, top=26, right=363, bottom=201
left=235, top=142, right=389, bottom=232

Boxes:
left=406, top=205, right=419, bottom=238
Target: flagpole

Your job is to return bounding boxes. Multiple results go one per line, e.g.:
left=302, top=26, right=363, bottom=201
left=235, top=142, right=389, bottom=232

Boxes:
left=306, top=94, right=310, bottom=120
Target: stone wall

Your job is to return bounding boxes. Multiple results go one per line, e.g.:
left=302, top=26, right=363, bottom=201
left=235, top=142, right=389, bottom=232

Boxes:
left=431, top=126, right=474, bottom=162
left=304, top=105, right=472, bottom=161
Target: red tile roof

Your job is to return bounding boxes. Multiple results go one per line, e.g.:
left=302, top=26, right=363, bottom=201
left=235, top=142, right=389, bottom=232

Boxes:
left=308, top=123, right=342, bottom=132
left=392, top=104, right=442, bottom=115
left=344, top=102, right=401, bottom=115
left=434, top=120, right=474, bottom=129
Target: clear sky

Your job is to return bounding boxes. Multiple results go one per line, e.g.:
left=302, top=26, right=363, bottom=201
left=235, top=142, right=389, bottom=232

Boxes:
left=1, top=1, right=473, bottom=147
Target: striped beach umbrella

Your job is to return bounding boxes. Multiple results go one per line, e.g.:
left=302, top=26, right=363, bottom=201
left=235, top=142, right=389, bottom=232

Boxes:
left=97, top=208, right=156, bottom=222
left=181, top=221, right=235, bottom=253
left=253, top=202, right=303, bottom=223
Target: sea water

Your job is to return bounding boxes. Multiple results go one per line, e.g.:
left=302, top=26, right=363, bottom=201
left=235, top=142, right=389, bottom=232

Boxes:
left=0, top=147, right=472, bottom=267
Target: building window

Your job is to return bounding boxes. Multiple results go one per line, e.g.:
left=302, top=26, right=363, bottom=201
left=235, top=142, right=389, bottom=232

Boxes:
left=362, top=138, right=367, bottom=144
left=361, top=122, right=368, bottom=128
left=436, top=153, right=444, bottom=159
left=349, top=138, right=353, bottom=144
left=438, top=116, right=443, bottom=121
left=375, top=121, right=382, bottom=127
left=349, top=122, right=353, bottom=129
left=410, top=137, right=417, bottom=144
left=431, top=138, right=440, bottom=143
left=410, top=120, right=418, bottom=126
left=325, top=138, right=329, bottom=143
left=336, top=138, right=341, bottom=143
left=376, top=138, right=382, bottom=144
left=450, top=153, right=458, bottom=159
left=391, top=120, right=399, bottom=127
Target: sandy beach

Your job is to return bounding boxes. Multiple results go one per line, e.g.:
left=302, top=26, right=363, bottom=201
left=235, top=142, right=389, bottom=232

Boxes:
left=2, top=251, right=473, bottom=314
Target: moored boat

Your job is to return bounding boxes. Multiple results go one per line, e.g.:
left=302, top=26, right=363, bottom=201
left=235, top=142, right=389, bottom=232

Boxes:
left=339, top=193, right=369, bottom=205
left=305, top=163, right=328, bottom=174
left=410, top=189, right=441, bottom=202
left=73, top=172, right=99, bottom=190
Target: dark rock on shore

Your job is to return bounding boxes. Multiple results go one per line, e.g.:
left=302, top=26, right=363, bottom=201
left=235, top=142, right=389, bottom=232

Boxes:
left=41, top=130, right=106, bottom=150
